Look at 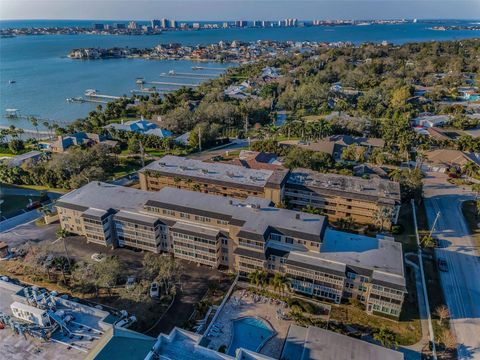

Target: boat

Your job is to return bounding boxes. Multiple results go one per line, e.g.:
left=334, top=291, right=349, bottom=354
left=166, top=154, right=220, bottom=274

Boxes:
left=8, top=80, right=16, bottom=84
left=5, top=109, right=20, bottom=118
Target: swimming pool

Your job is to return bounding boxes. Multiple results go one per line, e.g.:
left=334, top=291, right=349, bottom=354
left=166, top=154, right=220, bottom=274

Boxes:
left=227, top=317, right=274, bottom=356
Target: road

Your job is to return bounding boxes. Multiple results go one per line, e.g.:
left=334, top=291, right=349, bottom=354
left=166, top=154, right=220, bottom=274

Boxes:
left=423, top=172, right=480, bottom=359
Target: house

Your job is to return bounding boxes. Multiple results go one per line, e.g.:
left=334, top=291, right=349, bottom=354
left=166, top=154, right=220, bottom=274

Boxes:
left=422, top=149, right=480, bottom=172
left=49, top=133, right=117, bottom=153
left=353, top=164, right=389, bottom=179
left=229, top=150, right=283, bottom=170
left=105, top=118, right=172, bottom=138
left=412, top=114, right=451, bottom=128
left=281, top=135, right=384, bottom=161
left=6, top=151, right=43, bottom=168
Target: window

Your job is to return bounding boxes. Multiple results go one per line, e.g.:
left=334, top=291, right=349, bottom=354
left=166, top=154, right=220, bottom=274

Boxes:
left=269, top=233, right=281, bottom=242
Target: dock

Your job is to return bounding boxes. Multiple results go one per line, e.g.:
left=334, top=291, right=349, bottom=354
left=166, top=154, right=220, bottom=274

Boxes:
left=146, top=81, right=200, bottom=88
left=85, top=89, right=121, bottom=100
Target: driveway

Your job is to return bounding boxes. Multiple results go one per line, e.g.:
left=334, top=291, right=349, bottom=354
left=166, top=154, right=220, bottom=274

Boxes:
left=423, top=172, right=480, bottom=359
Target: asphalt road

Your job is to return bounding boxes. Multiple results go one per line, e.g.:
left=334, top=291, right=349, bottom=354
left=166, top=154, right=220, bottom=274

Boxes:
left=423, top=172, right=480, bottom=359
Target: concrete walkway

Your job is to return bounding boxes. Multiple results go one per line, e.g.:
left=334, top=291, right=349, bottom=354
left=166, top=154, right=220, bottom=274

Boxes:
left=404, top=254, right=430, bottom=356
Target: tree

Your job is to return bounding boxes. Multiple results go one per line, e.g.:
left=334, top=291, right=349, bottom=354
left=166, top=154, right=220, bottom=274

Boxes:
left=373, top=206, right=394, bottom=231
left=434, top=305, right=450, bottom=326
left=56, top=228, right=72, bottom=268
left=8, top=139, right=25, bottom=154
left=93, top=256, right=125, bottom=296
left=439, top=329, right=456, bottom=352
left=421, top=235, right=435, bottom=248
left=127, top=137, right=140, bottom=154
left=373, top=327, right=399, bottom=349
left=270, top=273, right=289, bottom=296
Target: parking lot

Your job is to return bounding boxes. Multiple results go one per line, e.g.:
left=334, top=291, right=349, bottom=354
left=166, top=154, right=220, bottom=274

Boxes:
left=0, top=221, right=229, bottom=336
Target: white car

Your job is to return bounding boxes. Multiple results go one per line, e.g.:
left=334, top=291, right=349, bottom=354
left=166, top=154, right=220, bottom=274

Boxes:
left=150, top=282, right=159, bottom=298
left=126, top=276, right=136, bottom=290
left=91, top=253, right=106, bottom=262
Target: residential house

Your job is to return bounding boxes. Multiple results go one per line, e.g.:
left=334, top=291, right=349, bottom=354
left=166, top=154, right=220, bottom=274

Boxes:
left=105, top=118, right=172, bottom=138
left=422, top=149, right=480, bottom=172
left=6, top=151, right=43, bottom=168
left=49, top=133, right=117, bottom=153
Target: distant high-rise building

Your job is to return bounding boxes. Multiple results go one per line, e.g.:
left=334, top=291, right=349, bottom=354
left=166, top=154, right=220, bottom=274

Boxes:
left=170, top=19, right=177, bottom=28
left=92, top=23, right=104, bottom=30
left=151, top=19, right=161, bottom=28
left=127, top=21, right=138, bottom=30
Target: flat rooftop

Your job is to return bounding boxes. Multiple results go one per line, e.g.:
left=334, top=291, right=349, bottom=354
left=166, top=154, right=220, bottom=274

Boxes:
left=0, top=280, right=112, bottom=360
left=288, top=169, right=401, bottom=204
left=285, top=229, right=406, bottom=290
left=140, top=155, right=288, bottom=189
left=57, top=183, right=327, bottom=242
left=281, top=325, right=404, bottom=360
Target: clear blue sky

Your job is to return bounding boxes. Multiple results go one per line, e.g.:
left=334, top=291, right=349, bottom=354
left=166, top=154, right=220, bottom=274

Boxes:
left=1, top=0, right=479, bottom=21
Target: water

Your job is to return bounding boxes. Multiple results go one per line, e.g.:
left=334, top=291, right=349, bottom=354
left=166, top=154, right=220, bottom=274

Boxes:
left=227, top=316, right=274, bottom=355
left=0, top=19, right=479, bottom=130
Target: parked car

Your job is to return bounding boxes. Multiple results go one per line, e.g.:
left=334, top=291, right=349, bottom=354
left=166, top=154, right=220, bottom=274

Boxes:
left=91, top=253, right=106, bottom=262
left=150, top=282, right=159, bottom=298
left=126, top=276, right=136, bottom=290
left=438, top=258, right=449, bottom=272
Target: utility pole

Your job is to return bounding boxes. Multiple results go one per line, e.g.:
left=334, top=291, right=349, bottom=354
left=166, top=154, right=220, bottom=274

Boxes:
left=198, top=128, right=202, bottom=152
left=429, top=211, right=441, bottom=239
left=139, top=140, right=145, bottom=168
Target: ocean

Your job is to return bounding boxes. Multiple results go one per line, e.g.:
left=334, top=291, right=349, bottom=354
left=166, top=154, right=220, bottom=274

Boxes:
left=0, top=19, right=479, bottom=130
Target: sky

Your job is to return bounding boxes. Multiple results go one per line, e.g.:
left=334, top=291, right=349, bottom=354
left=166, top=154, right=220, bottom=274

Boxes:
left=0, top=0, right=479, bottom=21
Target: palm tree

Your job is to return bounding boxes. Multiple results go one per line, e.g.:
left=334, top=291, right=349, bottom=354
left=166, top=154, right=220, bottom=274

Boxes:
left=388, top=168, right=403, bottom=182
left=30, top=116, right=40, bottom=138
left=463, top=161, right=479, bottom=178
left=373, top=206, right=394, bottom=232
left=302, top=205, right=320, bottom=214
left=56, top=228, right=72, bottom=268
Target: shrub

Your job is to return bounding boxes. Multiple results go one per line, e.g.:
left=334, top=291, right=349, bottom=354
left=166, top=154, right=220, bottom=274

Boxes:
left=391, top=224, right=404, bottom=235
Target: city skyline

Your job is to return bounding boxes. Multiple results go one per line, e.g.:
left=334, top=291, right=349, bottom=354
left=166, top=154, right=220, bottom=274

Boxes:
left=1, top=0, right=479, bottom=21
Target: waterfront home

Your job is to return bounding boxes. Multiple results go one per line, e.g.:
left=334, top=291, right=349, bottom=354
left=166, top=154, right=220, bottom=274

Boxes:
left=105, top=118, right=172, bottom=138
left=49, top=133, right=117, bottom=153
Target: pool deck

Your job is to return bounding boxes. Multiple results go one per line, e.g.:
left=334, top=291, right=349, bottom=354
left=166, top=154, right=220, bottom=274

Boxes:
left=205, top=289, right=294, bottom=358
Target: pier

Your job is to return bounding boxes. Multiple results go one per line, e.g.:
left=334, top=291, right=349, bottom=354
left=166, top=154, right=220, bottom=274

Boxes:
left=164, top=71, right=218, bottom=78
left=85, top=89, right=121, bottom=100
left=146, top=81, right=200, bottom=88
